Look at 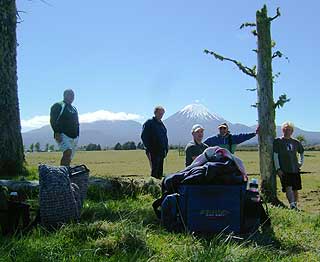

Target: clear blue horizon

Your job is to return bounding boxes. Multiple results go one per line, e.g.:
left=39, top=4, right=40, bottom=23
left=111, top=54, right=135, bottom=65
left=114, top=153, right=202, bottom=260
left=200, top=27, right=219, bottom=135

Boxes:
left=16, top=0, right=320, bottom=132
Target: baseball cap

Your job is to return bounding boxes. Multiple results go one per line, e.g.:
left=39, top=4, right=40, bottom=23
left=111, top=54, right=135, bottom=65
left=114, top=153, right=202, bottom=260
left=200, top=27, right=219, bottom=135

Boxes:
left=191, top=124, right=204, bottom=133
left=218, top=122, right=229, bottom=129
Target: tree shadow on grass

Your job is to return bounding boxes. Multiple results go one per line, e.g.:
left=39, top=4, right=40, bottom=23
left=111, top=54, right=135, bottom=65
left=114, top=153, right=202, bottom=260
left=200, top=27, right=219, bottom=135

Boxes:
left=237, top=226, right=309, bottom=256
left=81, top=196, right=160, bottom=228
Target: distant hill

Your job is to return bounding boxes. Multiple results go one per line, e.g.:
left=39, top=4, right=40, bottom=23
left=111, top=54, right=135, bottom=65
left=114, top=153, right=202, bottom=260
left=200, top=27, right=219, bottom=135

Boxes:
left=22, top=104, right=320, bottom=148
left=164, top=104, right=254, bottom=145
left=22, top=120, right=142, bottom=149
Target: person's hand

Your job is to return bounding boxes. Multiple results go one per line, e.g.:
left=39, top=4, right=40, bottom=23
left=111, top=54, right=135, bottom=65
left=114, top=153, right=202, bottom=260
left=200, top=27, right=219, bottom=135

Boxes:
left=54, top=133, right=62, bottom=143
left=255, top=125, right=260, bottom=134
left=165, top=149, right=168, bottom=158
left=277, top=169, right=283, bottom=178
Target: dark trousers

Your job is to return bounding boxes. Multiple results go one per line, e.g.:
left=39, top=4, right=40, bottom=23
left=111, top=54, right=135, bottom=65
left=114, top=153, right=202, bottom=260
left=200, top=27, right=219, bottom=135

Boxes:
left=148, top=153, right=165, bottom=179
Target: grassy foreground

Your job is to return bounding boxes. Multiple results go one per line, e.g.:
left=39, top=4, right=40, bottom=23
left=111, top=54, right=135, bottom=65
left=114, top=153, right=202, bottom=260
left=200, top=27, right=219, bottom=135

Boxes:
left=0, top=193, right=319, bottom=261
left=25, top=150, right=320, bottom=213
left=0, top=150, right=319, bottom=261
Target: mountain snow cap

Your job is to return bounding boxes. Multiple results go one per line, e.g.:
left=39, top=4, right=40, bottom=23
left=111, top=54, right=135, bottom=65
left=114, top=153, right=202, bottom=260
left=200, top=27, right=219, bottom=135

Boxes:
left=179, top=104, right=223, bottom=121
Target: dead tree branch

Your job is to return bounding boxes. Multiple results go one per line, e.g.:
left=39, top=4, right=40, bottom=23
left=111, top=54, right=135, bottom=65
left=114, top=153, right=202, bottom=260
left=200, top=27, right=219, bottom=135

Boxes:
left=204, top=49, right=257, bottom=78
left=272, top=50, right=289, bottom=62
left=274, top=94, right=290, bottom=108
left=240, top=22, right=256, bottom=29
left=269, top=7, right=281, bottom=21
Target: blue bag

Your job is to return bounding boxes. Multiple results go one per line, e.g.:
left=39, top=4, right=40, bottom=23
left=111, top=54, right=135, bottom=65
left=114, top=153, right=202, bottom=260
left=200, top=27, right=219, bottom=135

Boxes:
left=160, top=193, right=184, bottom=232
left=178, top=184, right=246, bottom=234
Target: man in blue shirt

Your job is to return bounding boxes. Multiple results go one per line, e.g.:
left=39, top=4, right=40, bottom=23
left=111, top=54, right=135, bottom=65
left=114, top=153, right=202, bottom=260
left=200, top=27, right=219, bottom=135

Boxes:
left=204, top=123, right=258, bottom=154
left=141, top=106, right=169, bottom=179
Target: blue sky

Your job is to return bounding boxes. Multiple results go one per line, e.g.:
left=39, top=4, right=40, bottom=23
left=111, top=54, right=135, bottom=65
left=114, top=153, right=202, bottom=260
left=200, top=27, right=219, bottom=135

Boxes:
left=16, top=0, right=320, bottom=132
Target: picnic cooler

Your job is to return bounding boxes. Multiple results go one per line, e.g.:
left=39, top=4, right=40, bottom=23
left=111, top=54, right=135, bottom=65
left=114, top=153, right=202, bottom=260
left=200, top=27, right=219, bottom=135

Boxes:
left=176, top=184, right=246, bottom=233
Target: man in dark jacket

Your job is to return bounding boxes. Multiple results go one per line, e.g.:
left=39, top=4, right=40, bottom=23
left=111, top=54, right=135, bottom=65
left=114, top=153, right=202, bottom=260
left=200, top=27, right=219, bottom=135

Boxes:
left=50, top=89, right=79, bottom=166
left=141, top=106, right=168, bottom=179
left=204, top=123, right=258, bottom=154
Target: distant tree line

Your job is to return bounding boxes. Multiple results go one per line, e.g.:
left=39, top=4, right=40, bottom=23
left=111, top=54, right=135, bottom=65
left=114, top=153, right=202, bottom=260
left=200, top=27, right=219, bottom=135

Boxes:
left=85, top=143, right=102, bottom=151
left=26, top=142, right=55, bottom=152
left=114, top=141, right=144, bottom=150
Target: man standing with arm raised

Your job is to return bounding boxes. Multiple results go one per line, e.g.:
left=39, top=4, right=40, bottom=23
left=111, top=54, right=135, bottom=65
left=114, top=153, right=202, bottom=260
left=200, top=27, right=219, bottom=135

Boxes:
left=50, top=89, right=79, bottom=166
left=141, top=106, right=168, bottom=179
left=204, top=122, right=258, bottom=153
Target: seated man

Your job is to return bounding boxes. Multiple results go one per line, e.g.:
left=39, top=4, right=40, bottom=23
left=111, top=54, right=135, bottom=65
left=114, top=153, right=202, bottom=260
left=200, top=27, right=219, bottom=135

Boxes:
left=185, top=124, right=208, bottom=167
left=204, top=123, right=258, bottom=153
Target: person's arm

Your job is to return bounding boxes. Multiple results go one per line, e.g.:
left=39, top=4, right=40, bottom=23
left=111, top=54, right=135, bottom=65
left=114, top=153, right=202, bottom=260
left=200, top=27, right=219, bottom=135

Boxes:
left=141, top=121, right=151, bottom=152
left=164, top=125, right=169, bottom=156
left=232, top=133, right=256, bottom=145
left=185, top=145, right=197, bottom=167
left=203, top=136, right=217, bottom=147
left=273, top=152, right=281, bottom=170
left=273, top=139, right=283, bottom=177
left=299, top=153, right=304, bottom=167
left=74, top=106, right=80, bottom=137
left=273, top=152, right=284, bottom=178
left=185, top=146, right=192, bottom=167
left=298, top=142, right=305, bottom=167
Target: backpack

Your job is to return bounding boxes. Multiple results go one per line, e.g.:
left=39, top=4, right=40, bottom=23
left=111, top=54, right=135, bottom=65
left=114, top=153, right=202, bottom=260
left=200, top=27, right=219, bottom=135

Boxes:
left=39, top=165, right=81, bottom=228
left=160, top=193, right=185, bottom=232
left=242, top=190, right=271, bottom=233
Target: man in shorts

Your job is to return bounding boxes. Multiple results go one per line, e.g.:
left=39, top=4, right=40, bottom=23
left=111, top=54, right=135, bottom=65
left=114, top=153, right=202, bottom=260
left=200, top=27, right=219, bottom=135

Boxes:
left=273, top=121, right=304, bottom=210
left=50, top=89, right=79, bottom=166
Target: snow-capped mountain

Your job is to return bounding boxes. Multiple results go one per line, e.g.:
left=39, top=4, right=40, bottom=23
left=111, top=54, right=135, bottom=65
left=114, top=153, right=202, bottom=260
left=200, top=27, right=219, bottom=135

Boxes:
left=164, top=104, right=254, bottom=145
left=178, top=104, right=223, bottom=121
left=22, top=103, right=320, bottom=148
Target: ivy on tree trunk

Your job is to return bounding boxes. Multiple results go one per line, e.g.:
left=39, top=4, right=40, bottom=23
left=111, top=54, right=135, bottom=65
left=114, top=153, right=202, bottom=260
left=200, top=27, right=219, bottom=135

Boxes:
left=256, top=5, right=277, bottom=202
left=0, top=0, right=25, bottom=176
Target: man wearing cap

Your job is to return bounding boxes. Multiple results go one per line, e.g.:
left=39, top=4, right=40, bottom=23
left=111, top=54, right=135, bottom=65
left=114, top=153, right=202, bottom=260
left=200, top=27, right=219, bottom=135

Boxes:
left=204, top=122, right=258, bottom=154
left=141, top=106, right=169, bottom=179
left=185, top=124, right=208, bottom=166
left=50, top=89, right=79, bottom=166
left=273, top=121, right=304, bottom=210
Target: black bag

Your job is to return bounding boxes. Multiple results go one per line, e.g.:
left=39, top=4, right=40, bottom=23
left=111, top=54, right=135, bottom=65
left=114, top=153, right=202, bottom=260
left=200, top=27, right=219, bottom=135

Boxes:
left=242, top=190, right=271, bottom=233
left=69, top=165, right=90, bottom=207
left=0, top=186, right=30, bottom=235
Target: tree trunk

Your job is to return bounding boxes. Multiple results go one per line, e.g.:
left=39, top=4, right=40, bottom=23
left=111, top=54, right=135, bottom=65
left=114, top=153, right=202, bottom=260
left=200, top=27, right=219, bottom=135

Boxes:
left=256, top=5, right=277, bottom=202
left=0, top=0, right=25, bottom=176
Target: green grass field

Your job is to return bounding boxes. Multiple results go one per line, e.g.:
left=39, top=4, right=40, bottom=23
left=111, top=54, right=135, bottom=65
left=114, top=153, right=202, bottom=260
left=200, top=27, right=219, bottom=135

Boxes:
left=0, top=150, right=319, bottom=261
left=25, top=150, right=320, bottom=213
